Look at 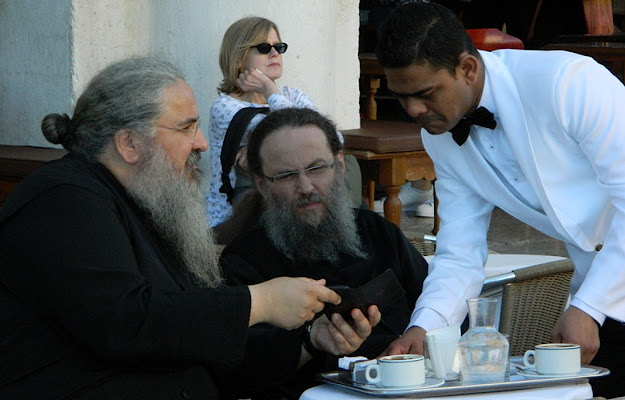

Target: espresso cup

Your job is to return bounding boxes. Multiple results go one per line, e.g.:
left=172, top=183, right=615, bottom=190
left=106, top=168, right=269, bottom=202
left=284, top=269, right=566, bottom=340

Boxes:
left=365, top=354, right=425, bottom=387
left=523, top=343, right=581, bottom=375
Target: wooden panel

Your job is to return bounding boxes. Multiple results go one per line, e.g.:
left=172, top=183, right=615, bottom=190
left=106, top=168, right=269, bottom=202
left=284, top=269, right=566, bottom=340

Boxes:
left=406, top=156, right=436, bottom=181
left=342, top=120, right=424, bottom=153
left=0, top=179, right=20, bottom=206
left=583, top=0, right=615, bottom=35
left=0, top=145, right=67, bottom=206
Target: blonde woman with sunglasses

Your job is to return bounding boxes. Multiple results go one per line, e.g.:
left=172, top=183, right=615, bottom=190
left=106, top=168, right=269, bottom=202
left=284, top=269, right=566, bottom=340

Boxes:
left=206, top=16, right=362, bottom=233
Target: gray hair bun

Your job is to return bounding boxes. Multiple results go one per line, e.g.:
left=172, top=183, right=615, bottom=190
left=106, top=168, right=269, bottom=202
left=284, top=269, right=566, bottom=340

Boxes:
left=41, top=113, right=73, bottom=146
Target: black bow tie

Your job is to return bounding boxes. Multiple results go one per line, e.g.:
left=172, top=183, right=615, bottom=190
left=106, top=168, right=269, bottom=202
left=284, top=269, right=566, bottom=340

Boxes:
left=449, top=106, right=497, bottom=146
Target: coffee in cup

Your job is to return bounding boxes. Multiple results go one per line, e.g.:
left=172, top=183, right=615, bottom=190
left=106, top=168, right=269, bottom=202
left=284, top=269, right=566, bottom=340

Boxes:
left=365, top=354, right=425, bottom=387
left=523, top=343, right=581, bottom=375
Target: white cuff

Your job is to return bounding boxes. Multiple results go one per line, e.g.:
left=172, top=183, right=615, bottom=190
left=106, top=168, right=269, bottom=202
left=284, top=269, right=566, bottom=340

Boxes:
left=569, top=297, right=606, bottom=326
left=407, top=307, right=448, bottom=333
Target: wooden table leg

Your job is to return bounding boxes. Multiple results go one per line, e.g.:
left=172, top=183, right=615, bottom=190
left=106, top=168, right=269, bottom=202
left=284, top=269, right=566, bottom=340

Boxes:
left=378, top=157, right=407, bottom=227
left=366, top=77, right=380, bottom=120
left=382, top=185, right=402, bottom=225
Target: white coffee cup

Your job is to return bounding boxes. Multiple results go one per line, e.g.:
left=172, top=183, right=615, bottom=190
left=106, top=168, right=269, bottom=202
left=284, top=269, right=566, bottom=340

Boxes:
left=365, top=354, right=425, bottom=387
left=523, top=343, right=581, bottom=375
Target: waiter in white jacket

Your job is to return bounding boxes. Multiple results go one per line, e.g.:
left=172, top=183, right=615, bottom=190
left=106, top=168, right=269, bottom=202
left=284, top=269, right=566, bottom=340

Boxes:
left=375, top=2, right=625, bottom=397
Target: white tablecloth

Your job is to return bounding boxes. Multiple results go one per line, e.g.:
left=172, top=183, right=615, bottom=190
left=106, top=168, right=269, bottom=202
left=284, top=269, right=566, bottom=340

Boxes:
left=300, top=381, right=593, bottom=400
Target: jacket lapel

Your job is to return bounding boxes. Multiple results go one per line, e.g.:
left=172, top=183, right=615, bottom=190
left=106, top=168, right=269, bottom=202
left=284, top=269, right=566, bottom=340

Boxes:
left=480, top=51, right=572, bottom=241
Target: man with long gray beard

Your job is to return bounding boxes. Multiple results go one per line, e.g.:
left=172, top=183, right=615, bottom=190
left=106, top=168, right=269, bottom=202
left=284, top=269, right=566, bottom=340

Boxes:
left=221, top=108, right=429, bottom=399
left=0, top=57, right=380, bottom=400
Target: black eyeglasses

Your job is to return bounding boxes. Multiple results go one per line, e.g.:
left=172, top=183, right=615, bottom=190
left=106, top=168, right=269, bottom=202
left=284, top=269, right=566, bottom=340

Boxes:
left=252, top=42, right=288, bottom=55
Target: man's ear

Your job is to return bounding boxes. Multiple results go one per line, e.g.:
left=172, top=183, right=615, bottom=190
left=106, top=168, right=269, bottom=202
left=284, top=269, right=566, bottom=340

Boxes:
left=253, top=173, right=264, bottom=189
left=337, top=151, right=346, bottom=172
left=457, top=53, right=479, bottom=86
left=113, top=129, right=141, bottom=164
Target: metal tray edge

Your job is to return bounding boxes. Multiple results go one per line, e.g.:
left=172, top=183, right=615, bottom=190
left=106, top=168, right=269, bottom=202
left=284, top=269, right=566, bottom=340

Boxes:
left=317, top=365, right=609, bottom=398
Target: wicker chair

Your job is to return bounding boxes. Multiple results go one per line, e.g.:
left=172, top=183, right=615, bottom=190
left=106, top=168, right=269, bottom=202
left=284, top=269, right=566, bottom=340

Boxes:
left=409, top=235, right=437, bottom=256
left=482, top=259, right=574, bottom=356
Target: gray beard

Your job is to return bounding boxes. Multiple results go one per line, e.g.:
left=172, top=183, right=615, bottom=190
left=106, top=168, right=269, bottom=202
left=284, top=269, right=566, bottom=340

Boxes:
left=259, top=171, right=368, bottom=263
left=126, top=143, right=222, bottom=288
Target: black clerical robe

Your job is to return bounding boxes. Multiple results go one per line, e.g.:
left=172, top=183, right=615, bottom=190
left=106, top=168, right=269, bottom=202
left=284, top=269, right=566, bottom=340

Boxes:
left=221, top=209, right=429, bottom=398
left=0, top=153, right=298, bottom=399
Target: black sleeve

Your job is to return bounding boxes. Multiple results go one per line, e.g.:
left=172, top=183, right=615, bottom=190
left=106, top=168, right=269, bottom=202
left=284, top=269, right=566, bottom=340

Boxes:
left=0, top=185, right=250, bottom=371
left=357, top=209, right=428, bottom=310
left=394, top=225, right=429, bottom=308
left=352, top=210, right=429, bottom=351
left=221, top=251, right=270, bottom=286
left=219, top=243, right=308, bottom=397
left=218, top=324, right=305, bottom=399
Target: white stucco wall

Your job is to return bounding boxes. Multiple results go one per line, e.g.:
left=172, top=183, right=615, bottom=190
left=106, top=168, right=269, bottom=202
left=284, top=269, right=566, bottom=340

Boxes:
left=0, top=0, right=360, bottom=148
left=334, top=0, right=361, bottom=128
left=72, top=0, right=150, bottom=97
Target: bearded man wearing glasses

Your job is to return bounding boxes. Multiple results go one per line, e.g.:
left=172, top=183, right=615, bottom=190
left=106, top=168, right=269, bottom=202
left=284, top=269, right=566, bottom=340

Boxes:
left=220, top=108, right=430, bottom=400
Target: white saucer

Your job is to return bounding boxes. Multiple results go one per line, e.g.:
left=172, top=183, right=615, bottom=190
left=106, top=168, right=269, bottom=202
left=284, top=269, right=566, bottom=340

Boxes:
left=359, top=378, right=445, bottom=392
left=517, top=367, right=599, bottom=379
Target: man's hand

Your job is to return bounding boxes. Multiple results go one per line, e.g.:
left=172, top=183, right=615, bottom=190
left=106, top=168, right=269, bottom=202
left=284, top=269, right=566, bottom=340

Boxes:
left=310, top=305, right=381, bottom=355
left=551, top=306, right=600, bottom=364
left=248, top=277, right=341, bottom=330
left=380, top=326, right=426, bottom=356
left=235, top=68, right=280, bottom=100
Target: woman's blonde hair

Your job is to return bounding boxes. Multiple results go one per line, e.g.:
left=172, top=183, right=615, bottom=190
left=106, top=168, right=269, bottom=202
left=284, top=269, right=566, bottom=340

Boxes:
left=218, top=16, right=281, bottom=94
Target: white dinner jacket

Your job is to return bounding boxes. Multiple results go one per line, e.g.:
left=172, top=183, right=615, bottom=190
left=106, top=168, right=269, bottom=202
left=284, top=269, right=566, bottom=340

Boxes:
left=411, top=49, right=625, bottom=332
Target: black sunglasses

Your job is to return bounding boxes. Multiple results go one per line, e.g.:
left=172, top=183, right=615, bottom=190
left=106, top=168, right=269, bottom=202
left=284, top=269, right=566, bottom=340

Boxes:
left=252, top=42, right=288, bottom=54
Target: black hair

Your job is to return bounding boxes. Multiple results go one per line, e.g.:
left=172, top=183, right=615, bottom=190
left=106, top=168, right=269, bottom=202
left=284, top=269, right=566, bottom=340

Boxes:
left=376, top=1, right=479, bottom=74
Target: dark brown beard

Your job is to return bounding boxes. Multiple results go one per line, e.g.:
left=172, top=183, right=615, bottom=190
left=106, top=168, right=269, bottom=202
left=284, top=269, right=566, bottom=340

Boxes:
left=259, top=170, right=368, bottom=263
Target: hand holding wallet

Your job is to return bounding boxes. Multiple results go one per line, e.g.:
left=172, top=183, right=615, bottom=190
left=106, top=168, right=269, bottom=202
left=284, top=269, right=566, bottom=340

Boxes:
left=324, top=269, right=406, bottom=321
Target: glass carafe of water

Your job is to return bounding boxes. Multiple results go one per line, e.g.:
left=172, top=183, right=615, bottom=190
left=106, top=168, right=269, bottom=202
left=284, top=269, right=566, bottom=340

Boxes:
left=457, top=297, right=509, bottom=384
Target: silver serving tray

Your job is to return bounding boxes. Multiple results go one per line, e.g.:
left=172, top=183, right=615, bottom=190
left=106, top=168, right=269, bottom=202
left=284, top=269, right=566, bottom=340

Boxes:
left=318, top=363, right=609, bottom=398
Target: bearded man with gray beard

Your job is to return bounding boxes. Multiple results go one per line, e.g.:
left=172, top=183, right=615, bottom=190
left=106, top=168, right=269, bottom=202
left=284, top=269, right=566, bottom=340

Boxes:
left=128, top=144, right=219, bottom=286
left=0, top=58, right=381, bottom=400
left=221, top=108, right=429, bottom=400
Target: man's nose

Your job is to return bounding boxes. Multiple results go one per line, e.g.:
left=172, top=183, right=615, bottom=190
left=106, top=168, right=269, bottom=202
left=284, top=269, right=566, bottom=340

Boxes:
left=402, top=97, right=427, bottom=117
left=194, top=127, right=209, bottom=152
left=295, top=172, right=315, bottom=194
